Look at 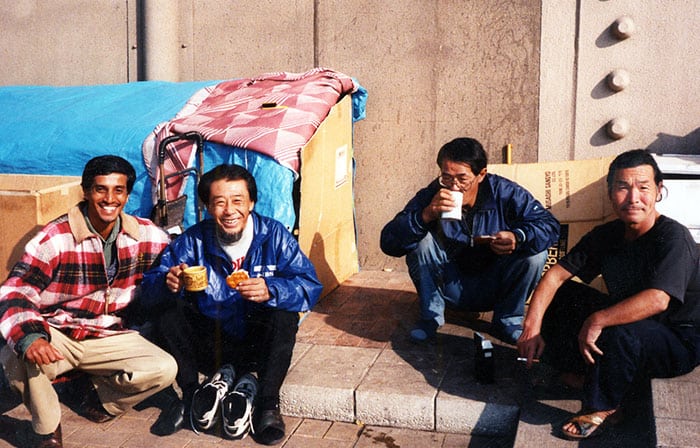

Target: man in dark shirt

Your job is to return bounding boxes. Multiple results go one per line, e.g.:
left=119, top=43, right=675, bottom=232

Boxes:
left=518, top=149, right=700, bottom=440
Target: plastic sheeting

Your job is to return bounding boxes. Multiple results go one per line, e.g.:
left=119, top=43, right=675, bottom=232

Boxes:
left=0, top=81, right=215, bottom=218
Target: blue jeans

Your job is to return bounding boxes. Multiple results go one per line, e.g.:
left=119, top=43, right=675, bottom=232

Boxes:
left=406, top=232, right=547, bottom=336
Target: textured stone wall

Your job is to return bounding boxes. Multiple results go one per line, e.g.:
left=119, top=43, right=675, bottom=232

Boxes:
left=2, top=1, right=698, bottom=270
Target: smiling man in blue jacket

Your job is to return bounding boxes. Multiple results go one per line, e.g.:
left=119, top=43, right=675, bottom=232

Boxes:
left=380, top=137, right=560, bottom=345
left=141, top=164, right=322, bottom=445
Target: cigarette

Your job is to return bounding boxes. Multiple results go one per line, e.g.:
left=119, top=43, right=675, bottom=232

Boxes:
left=516, top=357, right=540, bottom=363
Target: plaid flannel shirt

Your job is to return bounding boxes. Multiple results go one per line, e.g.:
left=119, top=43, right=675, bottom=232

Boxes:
left=0, top=205, right=169, bottom=355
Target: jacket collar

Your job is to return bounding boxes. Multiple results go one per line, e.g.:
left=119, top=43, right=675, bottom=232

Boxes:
left=478, top=174, right=497, bottom=210
left=68, top=203, right=141, bottom=243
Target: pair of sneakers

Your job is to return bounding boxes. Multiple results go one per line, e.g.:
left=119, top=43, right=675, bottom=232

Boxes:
left=190, top=364, right=258, bottom=439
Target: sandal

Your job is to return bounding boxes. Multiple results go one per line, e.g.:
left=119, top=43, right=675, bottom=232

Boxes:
left=559, top=410, right=618, bottom=440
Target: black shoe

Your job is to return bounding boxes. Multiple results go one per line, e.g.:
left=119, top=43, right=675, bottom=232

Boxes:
left=151, top=400, right=186, bottom=436
left=32, top=424, right=63, bottom=448
left=190, top=364, right=236, bottom=433
left=222, top=373, right=258, bottom=439
left=77, top=384, right=114, bottom=423
left=253, top=408, right=285, bottom=446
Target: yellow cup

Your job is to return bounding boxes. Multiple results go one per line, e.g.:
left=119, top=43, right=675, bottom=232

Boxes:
left=183, top=266, right=208, bottom=292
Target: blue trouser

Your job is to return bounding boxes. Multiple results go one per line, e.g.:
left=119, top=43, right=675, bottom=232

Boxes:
left=406, top=231, right=547, bottom=335
left=542, top=280, right=699, bottom=411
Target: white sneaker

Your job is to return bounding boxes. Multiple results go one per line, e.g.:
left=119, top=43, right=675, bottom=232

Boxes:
left=189, top=364, right=236, bottom=433
left=221, top=373, right=258, bottom=439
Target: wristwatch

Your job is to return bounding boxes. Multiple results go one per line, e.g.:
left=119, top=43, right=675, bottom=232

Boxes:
left=514, top=228, right=526, bottom=245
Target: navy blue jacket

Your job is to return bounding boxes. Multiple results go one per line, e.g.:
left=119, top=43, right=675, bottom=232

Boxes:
left=141, top=212, right=322, bottom=339
left=380, top=174, right=560, bottom=264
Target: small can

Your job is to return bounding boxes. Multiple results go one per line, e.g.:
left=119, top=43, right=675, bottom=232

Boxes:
left=473, top=332, right=494, bottom=383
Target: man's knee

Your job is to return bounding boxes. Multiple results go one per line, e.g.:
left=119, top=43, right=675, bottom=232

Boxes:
left=160, top=352, right=178, bottom=386
left=520, top=250, right=548, bottom=274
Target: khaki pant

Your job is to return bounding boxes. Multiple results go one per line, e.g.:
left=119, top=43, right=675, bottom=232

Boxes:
left=0, top=328, right=177, bottom=435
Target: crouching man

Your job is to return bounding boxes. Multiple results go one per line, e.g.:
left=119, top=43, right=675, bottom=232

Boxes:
left=518, top=150, right=700, bottom=440
left=141, top=164, right=322, bottom=445
left=0, top=156, right=177, bottom=448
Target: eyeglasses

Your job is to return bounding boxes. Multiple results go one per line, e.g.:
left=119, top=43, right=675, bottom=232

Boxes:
left=438, top=173, right=477, bottom=189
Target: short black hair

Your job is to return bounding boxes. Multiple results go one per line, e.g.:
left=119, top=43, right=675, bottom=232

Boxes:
left=198, top=164, right=258, bottom=204
left=606, top=149, right=663, bottom=195
left=436, top=137, right=487, bottom=175
left=81, top=155, right=136, bottom=193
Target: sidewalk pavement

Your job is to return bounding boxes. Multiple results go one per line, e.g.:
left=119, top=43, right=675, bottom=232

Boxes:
left=0, top=270, right=690, bottom=447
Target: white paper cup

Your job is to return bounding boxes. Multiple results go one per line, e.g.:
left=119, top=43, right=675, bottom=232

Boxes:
left=441, top=190, right=463, bottom=220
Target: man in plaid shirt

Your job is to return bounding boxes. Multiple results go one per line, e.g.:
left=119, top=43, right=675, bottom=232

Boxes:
left=0, top=155, right=177, bottom=448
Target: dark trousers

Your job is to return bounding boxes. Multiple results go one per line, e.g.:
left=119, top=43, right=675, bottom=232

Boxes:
left=153, top=300, right=299, bottom=411
left=541, top=280, right=699, bottom=411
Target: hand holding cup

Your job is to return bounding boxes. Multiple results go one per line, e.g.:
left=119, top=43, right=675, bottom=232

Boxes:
left=441, top=190, right=463, bottom=221
left=182, top=265, right=208, bottom=292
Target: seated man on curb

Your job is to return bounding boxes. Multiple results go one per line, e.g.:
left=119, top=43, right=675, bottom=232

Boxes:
left=380, top=137, right=560, bottom=344
left=518, top=149, right=700, bottom=440
left=0, top=155, right=177, bottom=448
left=141, top=164, right=322, bottom=445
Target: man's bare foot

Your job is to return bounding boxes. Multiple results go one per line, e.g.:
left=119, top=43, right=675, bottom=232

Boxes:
left=560, top=409, right=618, bottom=439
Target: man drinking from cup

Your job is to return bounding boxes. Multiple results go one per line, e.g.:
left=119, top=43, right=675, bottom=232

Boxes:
left=380, top=137, right=560, bottom=344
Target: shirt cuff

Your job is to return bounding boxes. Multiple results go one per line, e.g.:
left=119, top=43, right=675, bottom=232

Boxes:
left=513, top=228, right=527, bottom=245
left=16, top=333, right=47, bottom=359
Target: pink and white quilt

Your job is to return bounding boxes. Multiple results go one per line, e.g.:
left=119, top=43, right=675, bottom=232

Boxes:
left=143, top=68, right=358, bottom=201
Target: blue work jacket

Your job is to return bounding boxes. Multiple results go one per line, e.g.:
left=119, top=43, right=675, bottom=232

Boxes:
left=380, top=173, right=560, bottom=263
left=141, top=212, right=322, bottom=339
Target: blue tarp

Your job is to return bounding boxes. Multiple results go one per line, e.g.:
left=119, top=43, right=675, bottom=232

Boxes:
left=0, top=81, right=215, bottom=219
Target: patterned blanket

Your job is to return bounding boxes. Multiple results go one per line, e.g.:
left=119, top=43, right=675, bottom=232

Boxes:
left=143, top=68, right=358, bottom=201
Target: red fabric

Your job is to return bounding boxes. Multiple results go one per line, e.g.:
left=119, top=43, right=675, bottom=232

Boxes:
left=148, top=68, right=356, bottom=200
left=0, top=207, right=169, bottom=351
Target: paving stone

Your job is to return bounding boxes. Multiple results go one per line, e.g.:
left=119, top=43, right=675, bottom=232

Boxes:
left=294, top=418, right=332, bottom=438
left=355, top=349, right=443, bottom=430
left=653, top=367, right=700, bottom=448
left=652, top=370, right=700, bottom=420
left=283, top=434, right=355, bottom=448
left=324, top=421, right=364, bottom=441
left=512, top=398, right=580, bottom=448
left=654, top=417, right=700, bottom=448
left=281, top=344, right=380, bottom=422
left=355, top=426, right=445, bottom=448
left=436, top=354, right=519, bottom=436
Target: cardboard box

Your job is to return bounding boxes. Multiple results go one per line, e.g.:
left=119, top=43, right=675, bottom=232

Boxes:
left=297, top=95, right=359, bottom=297
left=0, top=175, right=83, bottom=281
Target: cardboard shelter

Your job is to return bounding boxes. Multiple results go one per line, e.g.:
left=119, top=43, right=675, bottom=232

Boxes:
left=296, top=95, right=359, bottom=297
left=0, top=97, right=359, bottom=297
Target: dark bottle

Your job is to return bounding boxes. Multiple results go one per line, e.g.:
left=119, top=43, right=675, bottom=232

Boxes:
left=473, top=332, right=494, bottom=383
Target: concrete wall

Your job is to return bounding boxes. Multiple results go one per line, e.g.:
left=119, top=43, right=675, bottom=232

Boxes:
left=1, top=0, right=698, bottom=271
left=539, top=0, right=700, bottom=162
